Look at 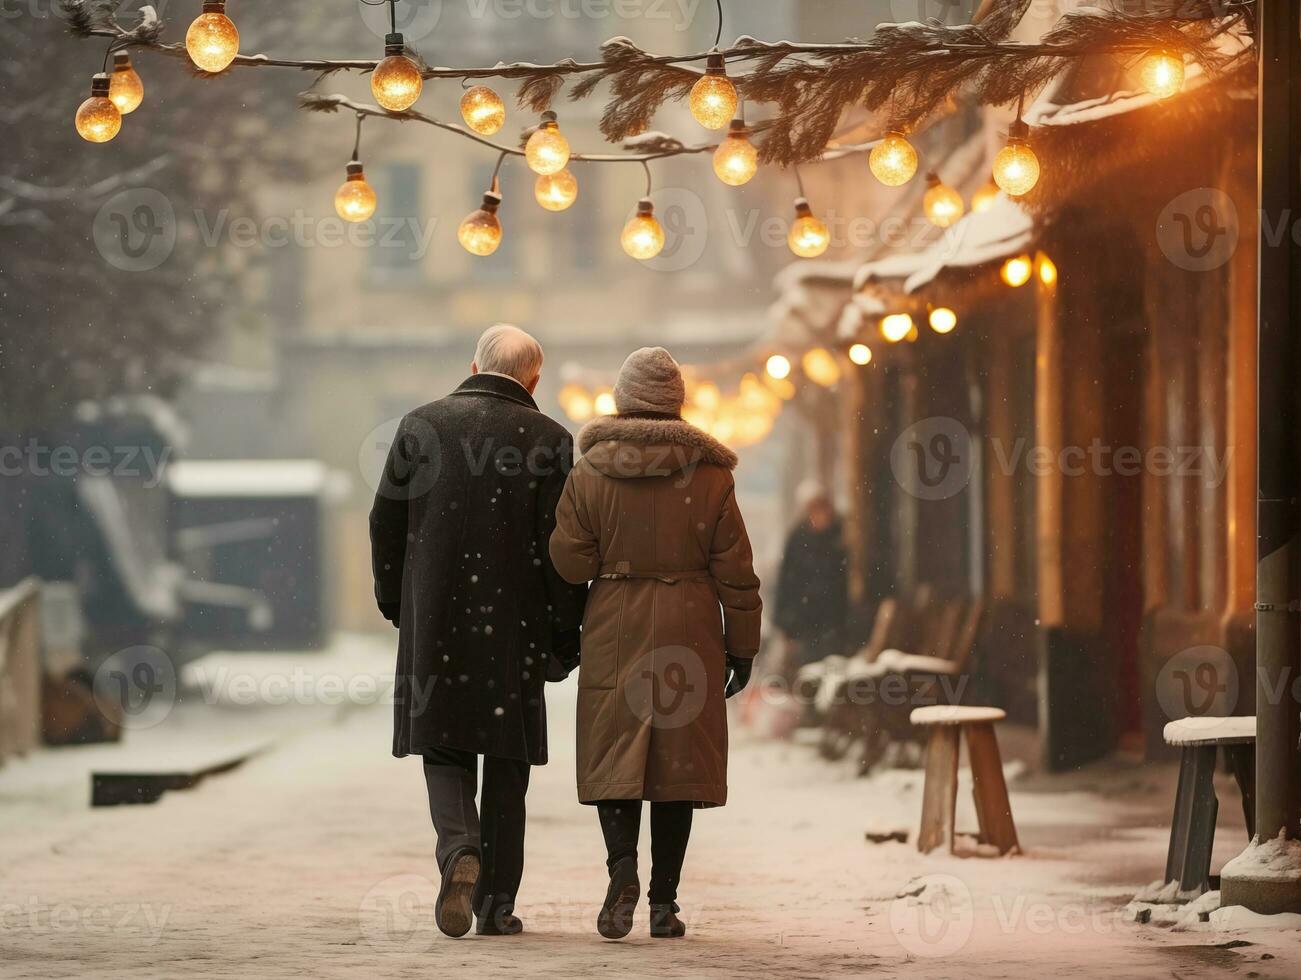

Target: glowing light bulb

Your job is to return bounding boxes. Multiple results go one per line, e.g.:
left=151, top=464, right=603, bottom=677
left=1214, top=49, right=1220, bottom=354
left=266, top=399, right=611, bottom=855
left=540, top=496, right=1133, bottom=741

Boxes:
left=689, top=51, right=737, bottom=130
left=593, top=390, right=617, bottom=416
left=1001, top=255, right=1033, bottom=287
left=458, top=190, right=503, bottom=256
left=712, top=120, right=758, bottom=186
left=802, top=348, right=841, bottom=387
left=558, top=383, right=595, bottom=422
left=534, top=170, right=578, bottom=211
left=929, top=307, right=958, bottom=334
left=525, top=111, right=570, bottom=175
left=880, top=313, right=914, bottom=344
left=993, top=121, right=1040, bottom=197
left=971, top=180, right=1000, bottom=214
left=108, top=52, right=144, bottom=114
left=869, top=131, right=918, bottom=187
left=694, top=381, right=722, bottom=411
left=621, top=198, right=665, bottom=260
left=848, top=343, right=873, bottom=366
left=765, top=354, right=792, bottom=380
left=1037, top=253, right=1057, bottom=285
left=787, top=198, right=830, bottom=258
left=186, top=1, right=239, bottom=73
left=334, top=162, right=377, bottom=223
left=923, top=174, right=964, bottom=228
left=460, top=85, right=505, bottom=135
left=1140, top=49, right=1184, bottom=100
left=75, top=74, right=121, bottom=143
left=372, top=34, right=423, bottom=112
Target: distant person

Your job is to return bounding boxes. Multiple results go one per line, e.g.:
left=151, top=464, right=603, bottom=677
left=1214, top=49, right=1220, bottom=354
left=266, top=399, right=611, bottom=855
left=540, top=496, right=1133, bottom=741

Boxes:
left=369, top=324, right=587, bottom=938
left=549, top=347, right=762, bottom=941
left=773, top=482, right=848, bottom=678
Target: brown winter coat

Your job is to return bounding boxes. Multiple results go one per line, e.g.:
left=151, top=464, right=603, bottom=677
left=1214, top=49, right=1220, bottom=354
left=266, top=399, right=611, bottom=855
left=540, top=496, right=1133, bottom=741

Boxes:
left=548, top=414, right=762, bottom=806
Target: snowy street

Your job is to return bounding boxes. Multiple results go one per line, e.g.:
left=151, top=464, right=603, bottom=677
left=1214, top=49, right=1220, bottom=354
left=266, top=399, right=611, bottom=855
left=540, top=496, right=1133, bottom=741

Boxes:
left=2, top=638, right=1300, bottom=979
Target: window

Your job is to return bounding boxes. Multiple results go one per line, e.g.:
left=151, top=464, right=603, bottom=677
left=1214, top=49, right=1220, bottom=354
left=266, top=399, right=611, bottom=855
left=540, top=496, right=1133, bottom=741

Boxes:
left=368, top=163, right=425, bottom=286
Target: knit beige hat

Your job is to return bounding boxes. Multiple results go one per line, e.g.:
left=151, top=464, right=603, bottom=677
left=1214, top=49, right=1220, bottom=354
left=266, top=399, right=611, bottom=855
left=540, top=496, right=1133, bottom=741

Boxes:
left=613, top=346, right=685, bottom=415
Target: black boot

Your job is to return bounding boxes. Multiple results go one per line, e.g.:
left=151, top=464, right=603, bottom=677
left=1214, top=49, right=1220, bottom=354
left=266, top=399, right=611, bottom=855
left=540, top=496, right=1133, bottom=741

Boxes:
left=649, top=902, right=686, bottom=938
left=597, top=856, right=640, bottom=940
left=475, top=896, right=524, bottom=936
left=435, top=846, right=480, bottom=939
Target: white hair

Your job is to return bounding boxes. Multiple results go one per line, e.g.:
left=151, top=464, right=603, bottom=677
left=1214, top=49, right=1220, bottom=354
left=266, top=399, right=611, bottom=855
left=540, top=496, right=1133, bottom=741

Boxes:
left=473, top=324, right=544, bottom=385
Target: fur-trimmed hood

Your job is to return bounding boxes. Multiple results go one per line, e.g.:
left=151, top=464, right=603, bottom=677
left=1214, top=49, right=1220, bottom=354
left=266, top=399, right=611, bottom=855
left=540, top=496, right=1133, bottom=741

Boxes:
left=577, top=414, right=738, bottom=478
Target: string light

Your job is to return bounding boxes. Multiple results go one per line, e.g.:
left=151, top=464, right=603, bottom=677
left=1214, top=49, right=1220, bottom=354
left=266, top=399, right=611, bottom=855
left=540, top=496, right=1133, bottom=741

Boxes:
left=1037, top=253, right=1058, bottom=285
left=880, top=313, right=913, bottom=343
left=713, top=119, right=758, bottom=186
left=372, top=20, right=423, bottom=112
left=1140, top=49, right=1184, bottom=99
left=186, top=0, right=240, bottom=73
left=1001, top=254, right=1033, bottom=286
left=689, top=50, right=738, bottom=130
left=458, top=173, right=504, bottom=256
left=992, top=119, right=1040, bottom=197
left=787, top=197, right=830, bottom=258
left=459, top=85, right=506, bottom=135
left=108, top=52, right=144, bottom=114
left=75, top=74, right=121, bottom=143
left=534, top=170, right=578, bottom=211
left=558, top=383, right=595, bottom=422
left=765, top=355, right=792, bottom=381
left=971, top=181, right=1000, bottom=213
left=335, top=163, right=377, bottom=222
left=923, top=173, right=964, bottom=228
left=848, top=343, right=873, bottom=366
left=802, top=348, right=841, bottom=387
left=621, top=198, right=665, bottom=260
left=928, top=307, right=958, bottom=334
left=593, top=389, right=617, bottom=416
left=869, top=131, right=918, bottom=187
left=525, top=111, right=570, bottom=175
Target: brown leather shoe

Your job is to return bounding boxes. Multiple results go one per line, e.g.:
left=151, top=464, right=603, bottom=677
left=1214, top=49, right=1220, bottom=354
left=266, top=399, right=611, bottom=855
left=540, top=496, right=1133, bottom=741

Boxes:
left=649, top=902, right=686, bottom=938
left=597, top=857, right=639, bottom=940
left=435, top=847, right=480, bottom=939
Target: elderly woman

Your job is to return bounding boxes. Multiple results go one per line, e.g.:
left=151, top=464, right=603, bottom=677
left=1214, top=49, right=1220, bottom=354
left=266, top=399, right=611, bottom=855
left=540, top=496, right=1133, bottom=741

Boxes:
left=549, top=347, right=762, bottom=940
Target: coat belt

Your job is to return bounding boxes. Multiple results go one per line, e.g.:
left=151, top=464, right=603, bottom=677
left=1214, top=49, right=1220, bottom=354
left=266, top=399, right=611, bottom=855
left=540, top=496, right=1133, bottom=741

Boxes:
left=597, top=561, right=710, bottom=585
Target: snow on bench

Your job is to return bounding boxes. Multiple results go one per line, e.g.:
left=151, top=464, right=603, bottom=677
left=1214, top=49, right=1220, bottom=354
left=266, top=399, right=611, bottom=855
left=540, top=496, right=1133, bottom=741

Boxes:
left=1162, top=715, right=1256, bottom=746
left=910, top=705, right=1006, bottom=726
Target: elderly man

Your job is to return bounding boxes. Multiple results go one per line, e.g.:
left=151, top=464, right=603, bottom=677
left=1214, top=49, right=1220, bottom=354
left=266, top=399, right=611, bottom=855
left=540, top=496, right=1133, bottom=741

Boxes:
left=370, top=324, right=587, bottom=938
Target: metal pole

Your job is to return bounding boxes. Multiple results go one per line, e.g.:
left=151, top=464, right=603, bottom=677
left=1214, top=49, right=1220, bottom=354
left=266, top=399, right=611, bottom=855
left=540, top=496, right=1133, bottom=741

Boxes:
left=1223, top=0, right=1301, bottom=914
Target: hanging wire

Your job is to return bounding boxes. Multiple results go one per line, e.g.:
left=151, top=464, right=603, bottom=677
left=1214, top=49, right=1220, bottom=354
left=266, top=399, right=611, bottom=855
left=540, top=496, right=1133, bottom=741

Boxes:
left=358, top=0, right=401, bottom=35
left=640, top=159, right=653, bottom=197
left=792, top=163, right=806, bottom=199
left=491, top=150, right=508, bottom=183
left=350, top=112, right=365, bottom=163
left=713, top=0, right=723, bottom=48
left=101, top=38, right=123, bottom=73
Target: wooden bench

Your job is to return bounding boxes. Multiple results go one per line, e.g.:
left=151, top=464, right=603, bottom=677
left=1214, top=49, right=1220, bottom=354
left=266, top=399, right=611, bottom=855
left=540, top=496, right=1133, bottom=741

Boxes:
left=910, top=705, right=1019, bottom=856
left=1161, top=715, right=1256, bottom=899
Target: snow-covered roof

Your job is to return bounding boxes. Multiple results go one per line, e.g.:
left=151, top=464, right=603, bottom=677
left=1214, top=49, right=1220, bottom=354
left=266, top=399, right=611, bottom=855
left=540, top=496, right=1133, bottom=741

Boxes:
left=903, top=193, right=1035, bottom=293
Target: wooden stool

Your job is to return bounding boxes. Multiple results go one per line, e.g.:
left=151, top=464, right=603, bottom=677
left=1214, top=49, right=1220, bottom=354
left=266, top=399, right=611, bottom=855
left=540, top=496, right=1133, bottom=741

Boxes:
left=1162, top=715, right=1256, bottom=899
left=909, top=705, right=1019, bottom=856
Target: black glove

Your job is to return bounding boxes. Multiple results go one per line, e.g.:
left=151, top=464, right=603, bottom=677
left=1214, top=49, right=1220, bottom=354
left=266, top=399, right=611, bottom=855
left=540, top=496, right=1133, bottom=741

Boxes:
left=724, top=654, right=753, bottom=699
left=546, top=629, right=581, bottom=682
left=378, top=601, right=400, bottom=629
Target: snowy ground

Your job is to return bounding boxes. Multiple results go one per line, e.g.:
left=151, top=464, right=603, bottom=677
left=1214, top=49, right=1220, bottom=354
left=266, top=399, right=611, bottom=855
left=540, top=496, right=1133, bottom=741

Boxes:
left=2, top=636, right=1300, bottom=979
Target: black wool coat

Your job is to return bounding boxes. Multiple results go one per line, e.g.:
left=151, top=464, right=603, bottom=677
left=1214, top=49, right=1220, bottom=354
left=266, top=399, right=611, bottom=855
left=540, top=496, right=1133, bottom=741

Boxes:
left=370, top=373, right=588, bottom=764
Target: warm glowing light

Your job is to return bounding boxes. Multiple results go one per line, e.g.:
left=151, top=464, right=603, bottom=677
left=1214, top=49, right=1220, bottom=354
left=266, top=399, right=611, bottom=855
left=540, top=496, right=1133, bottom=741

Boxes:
left=1140, top=49, right=1185, bottom=99
left=869, top=131, right=918, bottom=187
left=334, top=163, right=377, bottom=222
left=558, top=383, right=595, bottom=422
left=108, top=53, right=144, bottom=114
left=621, top=199, right=665, bottom=260
left=693, top=381, right=722, bottom=412
left=459, top=85, right=505, bottom=135
left=880, top=313, right=914, bottom=344
left=788, top=198, right=830, bottom=258
left=993, top=122, right=1040, bottom=197
left=765, top=354, right=792, bottom=381
left=593, top=390, right=617, bottom=416
left=848, top=343, right=873, bottom=366
left=929, top=307, right=958, bottom=334
left=802, top=348, right=841, bottom=388
left=1001, top=254, right=1033, bottom=287
left=971, top=181, right=1000, bottom=213
left=689, top=52, right=737, bottom=130
left=186, top=1, right=239, bottom=73
left=923, top=175, right=965, bottom=228
left=534, top=170, right=578, bottom=211
left=712, top=121, right=758, bottom=186
left=75, top=74, right=121, bottom=143
left=458, top=191, right=503, bottom=256
left=525, top=111, right=570, bottom=175
left=1037, top=253, right=1058, bottom=285
left=372, top=34, right=423, bottom=111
